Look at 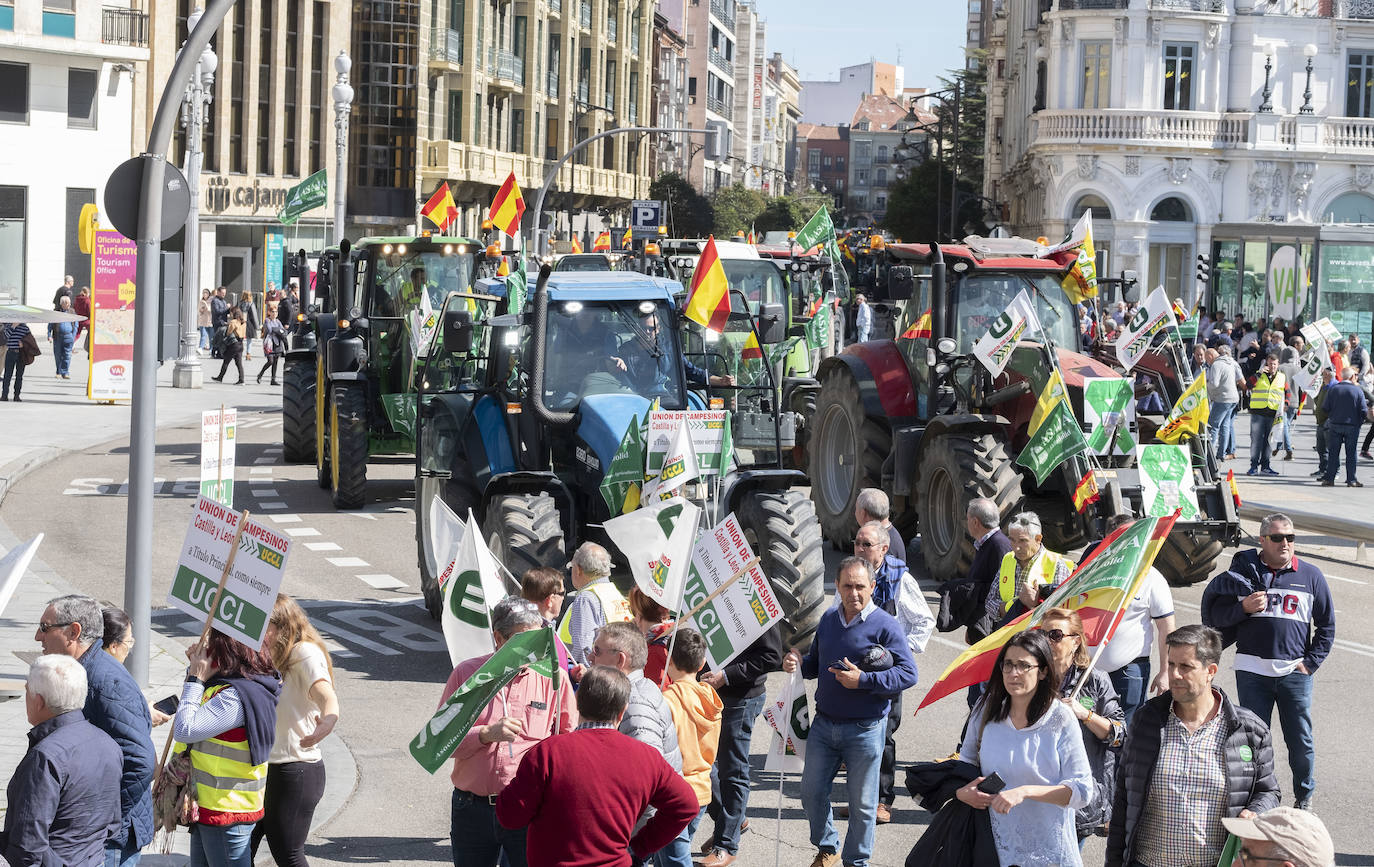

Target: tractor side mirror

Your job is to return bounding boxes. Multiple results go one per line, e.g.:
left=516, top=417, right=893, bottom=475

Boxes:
left=758, top=302, right=786, bottom=344
left=887, top=265, right=915, bottom=301
left=442, top=309, right=474, bottom=354
left=1122, top=270, right=1141, bottom=304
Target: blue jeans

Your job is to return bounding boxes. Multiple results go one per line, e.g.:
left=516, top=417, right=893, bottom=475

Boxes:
left=200, top=325, right=213, bottom=349
left=653, top=804, right=705, bottom=867
left=1235, top=669, right=1315, bottom=802
left=450, top=788, right=528, bottom=867
left=1279, top=406, right=1296, bottom=451
left=800, top=712, right=886, bottom=867
left=1249, top=411, right=1275, bottom=470
left=54, top=334, right=73, bottom=376
left=1324, top=422, right=1361, bottom=483
left=1109, top=656, right=1151, bottom=726
left=189, top=822, right=254, bottom=867
left=1210, top=401, right=1237, bottom=458
left=707, top=693, right=766, bottom=855
left=104, top=826, right=141, bottom=867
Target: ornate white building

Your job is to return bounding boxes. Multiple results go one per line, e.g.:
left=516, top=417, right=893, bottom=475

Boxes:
left=985, top=0, right=1374, bottom=338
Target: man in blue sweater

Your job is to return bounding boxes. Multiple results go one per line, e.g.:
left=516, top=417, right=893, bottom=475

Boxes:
left=1201, top=514, right=1336, bottom=811
left=783, top=557, right=918, bottom=867
left=1319, top=366, right=1370, bottom=487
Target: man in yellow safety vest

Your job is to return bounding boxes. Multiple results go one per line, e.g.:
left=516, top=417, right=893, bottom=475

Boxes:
left=985, top=511, right=1075, bottom=627
left=1248, top=353, right=1285, bottom=477
left=558, top=542, right=631, bottom=680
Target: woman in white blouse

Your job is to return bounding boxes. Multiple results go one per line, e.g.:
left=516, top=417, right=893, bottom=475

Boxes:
left=958, top=629, right=1094, bottom=866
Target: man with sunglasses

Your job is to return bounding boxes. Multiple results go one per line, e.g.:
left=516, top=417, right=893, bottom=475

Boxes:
left=1201, top=514, right=1335, bottom=812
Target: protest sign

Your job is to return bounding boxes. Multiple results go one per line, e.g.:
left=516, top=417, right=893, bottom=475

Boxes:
left=1314, top=317, right=1342, bottom=346
left=200, top=407, right=237, bottom=505
left=682, top=514, right=784, bottom=672
left=167, top=496, right=293, bottom=650
left=1138, top=444, right=1199, bottom=520
left=603, top=498, right=701, bottom=612
left=1115, top=287, right=1172, bottom=372
left=1292, top=346, right=1327, bottom=396
left=646, top=410, right=731, bottom=476
left=1082, top=377, right=1137, bottom=457
left=0, top=533, right=42, bottom=619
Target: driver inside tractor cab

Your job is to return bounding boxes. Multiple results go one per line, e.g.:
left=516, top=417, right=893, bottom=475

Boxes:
left=611, top=310, right=732, bottom=392
left=952, top=273, right=1079, bottom=354
left=400, top=267, right=442, bottom=310
left=548, top=306, right=619, bottom=400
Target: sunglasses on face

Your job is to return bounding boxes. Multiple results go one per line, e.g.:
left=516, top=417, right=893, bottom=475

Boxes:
left=1042, top=628, right=1079, bottom=643
left=854, top=540, right=882, bottom=549
left=37, top=621, right=73, bottom=634
left=1266, top=533, right=1295, bottom=544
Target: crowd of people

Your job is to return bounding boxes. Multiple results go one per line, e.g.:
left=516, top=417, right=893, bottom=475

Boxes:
left=204, top=282, right=299, bottom=387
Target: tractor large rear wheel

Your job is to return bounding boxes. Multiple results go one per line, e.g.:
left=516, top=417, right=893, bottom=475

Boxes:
left=329, top=385, right=368, bottom=509
left=417, top=458, right=481, bottom=620
left=282, top=359, right=316, bottom=464
left=484, top=493, right=565, bottom=589
left=809, top=365, right=889, bottom=546
left=916, top=432, right=1023, bottom=584
left=738, top=490, right=827, bottom=652
left=1155, top=528, right=1226, bottom=587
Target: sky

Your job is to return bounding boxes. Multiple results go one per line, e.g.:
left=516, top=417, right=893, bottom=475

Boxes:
left=749, top=0, right=969, bottom=91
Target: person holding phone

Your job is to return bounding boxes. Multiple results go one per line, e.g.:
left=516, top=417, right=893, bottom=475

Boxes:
left=956, top=630, right=1093, bottom=866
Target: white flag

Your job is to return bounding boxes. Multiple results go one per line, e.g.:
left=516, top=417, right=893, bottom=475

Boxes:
left=763, top=669, right=811, bottom=773
left=427, top=496, right=466, bottom=585
left=644, top=417, right=698, bottom=502
left=0, top=533, right=42, bottom=619
left=1115, top=287, right=1173, bottom=372
left=972, top=289, right=1041, bottom=378
left=603, top=498, right=701, bottom=613
left=440, top=510, right=508, bottom=667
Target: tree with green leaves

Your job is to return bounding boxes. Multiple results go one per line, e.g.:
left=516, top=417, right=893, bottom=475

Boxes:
left=710, top=185, right=768, bottom=237
left=753, top=196, right=813, bottom=235
left=930, top=50, right=988, bottom=196
left=882, top=158, right=981, bottom=243
left=649, top=172, right=714, bottom=237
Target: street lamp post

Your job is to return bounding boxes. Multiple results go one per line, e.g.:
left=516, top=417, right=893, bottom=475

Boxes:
left=171, top=7, right=217, bottom=390
left=1300, top=43, right=1318, bottom=114
left=332, top=51, right=353, bottom=245
left=1259, top=43, right=1276, bottom=114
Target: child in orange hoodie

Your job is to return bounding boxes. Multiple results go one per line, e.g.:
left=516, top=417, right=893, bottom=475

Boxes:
left=657, top=628, right=723, bottom=867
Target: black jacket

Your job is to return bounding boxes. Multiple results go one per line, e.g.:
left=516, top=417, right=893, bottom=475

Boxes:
left=1106, top=689, right=1280, bottom=867
left=937, top=529, right=1010, bottom=644
left=903, top=760, right=999, bottom=867
left=1060, top=666, right=1125, bottom=838
left=712, top=624, right=781, bottom=703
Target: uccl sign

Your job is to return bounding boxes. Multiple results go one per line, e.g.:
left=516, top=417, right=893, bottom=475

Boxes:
left=1268, top=245, right=1309, bottom=320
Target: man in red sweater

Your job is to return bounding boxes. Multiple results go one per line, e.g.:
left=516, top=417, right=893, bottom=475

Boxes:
left=496, top=665, right=697, bottom=867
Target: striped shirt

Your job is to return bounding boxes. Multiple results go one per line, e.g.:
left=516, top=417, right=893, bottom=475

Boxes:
left=172, top=680, right=245, bottom=743
left=4, top=324, right=30, bottom=349
left=1135, top=701, right=1229, bottom=867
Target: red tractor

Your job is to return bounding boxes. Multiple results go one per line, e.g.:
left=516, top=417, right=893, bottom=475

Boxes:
left=804, top=236, right=1239, bottom=586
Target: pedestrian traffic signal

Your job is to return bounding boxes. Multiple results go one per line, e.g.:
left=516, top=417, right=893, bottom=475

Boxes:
left=1196, top=253, right=1211, bottom=288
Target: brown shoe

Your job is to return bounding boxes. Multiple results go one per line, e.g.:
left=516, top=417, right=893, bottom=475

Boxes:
left=876, top=803, right=892, bottom=824
left=697, top=850, right=737, bottom=867
left=808, top=852, right=840, bottom=867
left=834, top=805, right=849, bottom=819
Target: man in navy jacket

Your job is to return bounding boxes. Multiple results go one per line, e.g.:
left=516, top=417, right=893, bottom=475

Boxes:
left=1202, top=514, right=1335, bottom=811
left=35, top=596, right=154, bottom=866
left=783, top=557, right=918, bottom=867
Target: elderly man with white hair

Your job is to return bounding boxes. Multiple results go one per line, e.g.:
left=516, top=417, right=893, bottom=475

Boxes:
left=985, top=511, right=1075, bottom=627
left=558, top=542, right=631, bottom=675
left=1, top=654, right=123, bottom=867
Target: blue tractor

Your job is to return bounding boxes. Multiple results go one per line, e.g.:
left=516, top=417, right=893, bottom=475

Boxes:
left=413, top=266, right=826, bottom=648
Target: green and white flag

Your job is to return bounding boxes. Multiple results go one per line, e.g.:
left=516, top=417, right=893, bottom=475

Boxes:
left=973, top=289, right=1039, bottom=378
left=1016, top=399, right=1089, bottom=485
left=1139, top=444, right=1199, bottom=520
left=278, top=170, right=328, bottom=225
left=600, top=413, right=646, bottom=514
left=794, top=205, right=835, bottom=252
left=506, top=236, right=528, bottom=316
left=804, top=300, right=831, bottom=351
left=1083, top=377, right=1137, bottom=457
left=1115, top=287, right=1173, bottom=373
left=643, top=417, right=698, bottom=502
left=439, top=509, right=508, bottom=667
left=603, top=498, right=701, bottom=612
left=763, top=668, right=811, bottom=774
left=409, top=627, right=559, bottom=774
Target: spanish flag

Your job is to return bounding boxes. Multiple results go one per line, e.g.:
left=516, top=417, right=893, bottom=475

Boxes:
left=1227, top=469, right=1242, bottom=509
left=1072, top=469, right=1100, bottom=513
left=421, top=183, right=459, bottom=232
left=917, top=512, right=1178, bottom=711
left=741, top=330, right=763, bottom=361
left=901, top=308, right=932, bottom=339
left=622, top=226, right=633, bottom=249
left=806, top=295, right=824, bottom=317
left=1156, top=373, right=1209, bottom=444
left=570, top=236, right=583, bottom=253
left=684, top=236, right=731, bottom=332
left=593, top=231, right=612, bottom=252
left=1172, top=299, right=1190, bottom=324
left=489, top=172, right=526, bottom=237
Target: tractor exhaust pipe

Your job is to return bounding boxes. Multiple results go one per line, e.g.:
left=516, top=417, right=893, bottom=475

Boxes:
left=929, top=242, right=946, bottom=420
left=528, top=264, right=576, bottom=428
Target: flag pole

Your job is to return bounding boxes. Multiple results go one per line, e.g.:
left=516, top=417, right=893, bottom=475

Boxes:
left=661, top=500, right=706, bottom=679
left=1068, top=559, right=1151, bottom=703
left=773, top=674, right=793, bottom=867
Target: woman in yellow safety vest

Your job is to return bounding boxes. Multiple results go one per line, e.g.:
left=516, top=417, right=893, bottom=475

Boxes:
left=172, top=631, right=281, bottom=867
left=990, top=512, right=1075, bottom=626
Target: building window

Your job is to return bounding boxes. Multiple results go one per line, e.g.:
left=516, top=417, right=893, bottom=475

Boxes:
left=42, top=0, right=74, bottom=37
left=64, top=188, right=93, bottom=280
left=257, top=0, right=275, bottom=173
left=1347, top=51, right=1374, bottom=118
left=67, top=68, right=97, bottom=129
left=808, top=149, right=820, bottom=174
left=0, top=62, right=28, bottom=124
left=1151, top=196, right=1192, bottom=222
left=1323, top=191, right=1374, bottom=223
left=0, top=186, right=25, bottom=304
left=512, top=108, right=524, bottom=151
left=283, top=0, right=299, bottom=176
left=229, top=0, right=246, bottom=172
left=823, top=155, right=831, bottom=168
left=447, top=90, right=462, bottom=141
left=876, top=168, right=886, bottom=185
left=309, top=1, right=324, bottom=174
left=1162, top=42, right=1195, bottom=111
left=1081, top=40, right=1110, bottom=109
left=1072, top=194, right=1111, bottom=222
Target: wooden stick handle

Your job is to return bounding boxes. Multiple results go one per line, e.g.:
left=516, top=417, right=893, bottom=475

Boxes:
left=681, top=555, right=761, bottom=623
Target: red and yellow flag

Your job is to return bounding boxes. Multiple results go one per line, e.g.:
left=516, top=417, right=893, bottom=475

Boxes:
left=806, top=295, right=824, bottom=318
left=1072, top=470, right=1100, bottom=513
left=1227, top=469, right=1242, bottom=509
left=916, top=512, right=1179, bottom=712
left=622, top=226, right=633, bottom=248
left=570, top=236, right=583, bottom=254
left=421, top=183, right=459, bottom=232
left=489, top=172, right=526, bottom=237
left=684, top=236, right=731, bottom=332
left=593, top=231, right=612, bottom=252
left=741, top=330, right=763, bottom=361
left=901, top=308, right=932, bottom=339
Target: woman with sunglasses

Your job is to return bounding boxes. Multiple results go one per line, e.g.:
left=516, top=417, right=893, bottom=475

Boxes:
left=1040, top=607, right=1126, bottom=845
left=957, top=630, right=1094, bottom=866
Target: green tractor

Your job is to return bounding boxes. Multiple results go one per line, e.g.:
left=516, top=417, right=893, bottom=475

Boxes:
left=413, top=266, right=828, bottom=649
left=280, top=235, right=487, bottom=509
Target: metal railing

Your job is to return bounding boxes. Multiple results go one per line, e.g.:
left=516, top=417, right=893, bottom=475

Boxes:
left=495, top=49, right=523, bottom=86
left=102, top=6, right=148, bottom=46
left=1034, top=109, right=1249, bottom=147
left=579, top=0, right=591, bottom=29
left=1148, top=0, right=1224, bottom=9
left=1056, top=0, right=1129, bottom=8
left=706, top=94, right=731, bottom=118
left=708, top=47, right=733, bottom=76
left=547, top=0, right=560, bottom=12
left=709, top=0, right=735, bottom=28
left=429, top=27, right=462, bottom=64
left=1336, top=0, right=1374, bottom=17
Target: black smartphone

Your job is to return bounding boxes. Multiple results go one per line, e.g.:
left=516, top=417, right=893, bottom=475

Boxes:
left=827, top=660, right=851, bottom=671
left=976, top=772, right=1006, bottom=794
left=152, top=695, right=179, bottom=716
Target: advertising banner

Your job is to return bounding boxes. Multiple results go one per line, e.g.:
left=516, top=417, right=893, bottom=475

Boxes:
left=200, top=408, right=237, bottom=505
left=646, top=410, right=731, bottom=476
left=683, top=514, right=783, bottom=672
left=88, top=230, right=137, bottom=401
left=1138, top=444, right=1199, bottom=520
left=167, top=496, right=293, bottom=650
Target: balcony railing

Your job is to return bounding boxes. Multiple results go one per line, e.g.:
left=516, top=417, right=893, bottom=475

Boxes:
left=708, top=47, right=733, bottom=76
left=495, top=50, right=523, bottom=86
left=1326, top=117, right=1374, bottom=147
left=629, top=102, right=637, bottom=125
left=547, top=0, right=560, bottom=13
left=547, top=71, right=559, bottom=97
left=1056, top=0, right=1129, bottom=8
left=102, top=6, right=148, bottom=47
left=607, top=16, right=617, bottom=43
left=1034, top=109, right=1249, bottom=147
left=1149, top=0, right=1225, bottom=10
left=579, top=0, right=591, bottom=29
left=852, top=156, right=872, bottom=168
left=429, top=28, right=462, bottom=64
left=709, top=0, right=735, bottom=28
left=1336, top=0, right=1374, bottom=18
left=706, top=94, right=731, bottom=118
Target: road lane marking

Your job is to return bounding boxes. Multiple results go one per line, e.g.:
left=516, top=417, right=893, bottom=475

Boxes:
left=283, top=527, right=321, bottom=537
left=327, top=609, right=445, bottom=653
left=305, top=542, right=342, bottom=552
left=328, top=557, right=370, bottom=568
left=357, top=574, right=407, bottom=590
left=250, top=467, right=273, bottom=474
left=314, top=616, right=402, bottom=656
left=345, top=513, right=379, bottom=520
left=268, top=514, right=302, bottom=524
left=1328, top=574, right=1367, bottom=585
left=259, top=501, right=287, bottom=510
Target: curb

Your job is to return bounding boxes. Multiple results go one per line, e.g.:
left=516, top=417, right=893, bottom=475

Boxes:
left=0, top=445, right=60, bottom=510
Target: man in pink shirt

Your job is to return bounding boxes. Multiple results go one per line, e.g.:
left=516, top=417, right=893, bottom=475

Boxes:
left=441, top=597, right=578, bottom=867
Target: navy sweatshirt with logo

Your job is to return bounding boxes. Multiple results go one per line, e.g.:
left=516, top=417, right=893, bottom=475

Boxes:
left=1202, top=549, right=1336, bottom=676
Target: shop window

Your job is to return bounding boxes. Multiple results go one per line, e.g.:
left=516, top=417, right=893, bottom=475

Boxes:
left=1071, top=194, right=1111, bottom=222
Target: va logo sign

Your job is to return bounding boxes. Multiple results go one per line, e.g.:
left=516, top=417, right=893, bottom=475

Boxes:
left=1268, top=245, right=1308, bottom=319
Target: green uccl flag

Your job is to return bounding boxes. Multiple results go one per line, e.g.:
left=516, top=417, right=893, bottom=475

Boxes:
left=279, top=170, right=328, bottom=225
left=1083, top=378, right=1137, bottom=455
left=409, top=627, right=559, bottom=774
left=794, top=205, right=835, bottom=252
left=804, top=303, right=831, bottom=351
left=1216, top=834, right=1241, bottom=867
left=1016, top=399, right=1089, bottom=485
left=600, top=413, right=646, bottom=514
left=506, top=259, right=527, bottom=315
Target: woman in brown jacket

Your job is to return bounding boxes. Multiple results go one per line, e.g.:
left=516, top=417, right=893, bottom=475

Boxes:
left=212, top=308, right=247, bottom=383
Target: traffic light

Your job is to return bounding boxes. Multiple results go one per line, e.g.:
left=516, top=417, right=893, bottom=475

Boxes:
left=1196, top=253, right=1211, bottom=288
left=705, top=121, right=729, bottom=161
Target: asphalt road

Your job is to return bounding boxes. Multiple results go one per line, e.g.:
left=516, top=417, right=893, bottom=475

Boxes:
left=4, top=405, right=1373, bottom=866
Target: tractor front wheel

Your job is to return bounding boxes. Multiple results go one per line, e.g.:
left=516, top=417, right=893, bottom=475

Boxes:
left=916, top=432, right=1023, bottom=584
left=329, top=385, right=368, bottom=509
left=483, top=493, right=566, bottom=589
left=281, top=359, right=316, bottom=464
left=809, top=365, right=888, bottom=546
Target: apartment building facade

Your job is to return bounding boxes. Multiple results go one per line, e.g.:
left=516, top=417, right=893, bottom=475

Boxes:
left=847, top=94, right=914, bottom=224
left=651, top=7, right=690, bottom=179
left=798, top=122, right=849, bottom=214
